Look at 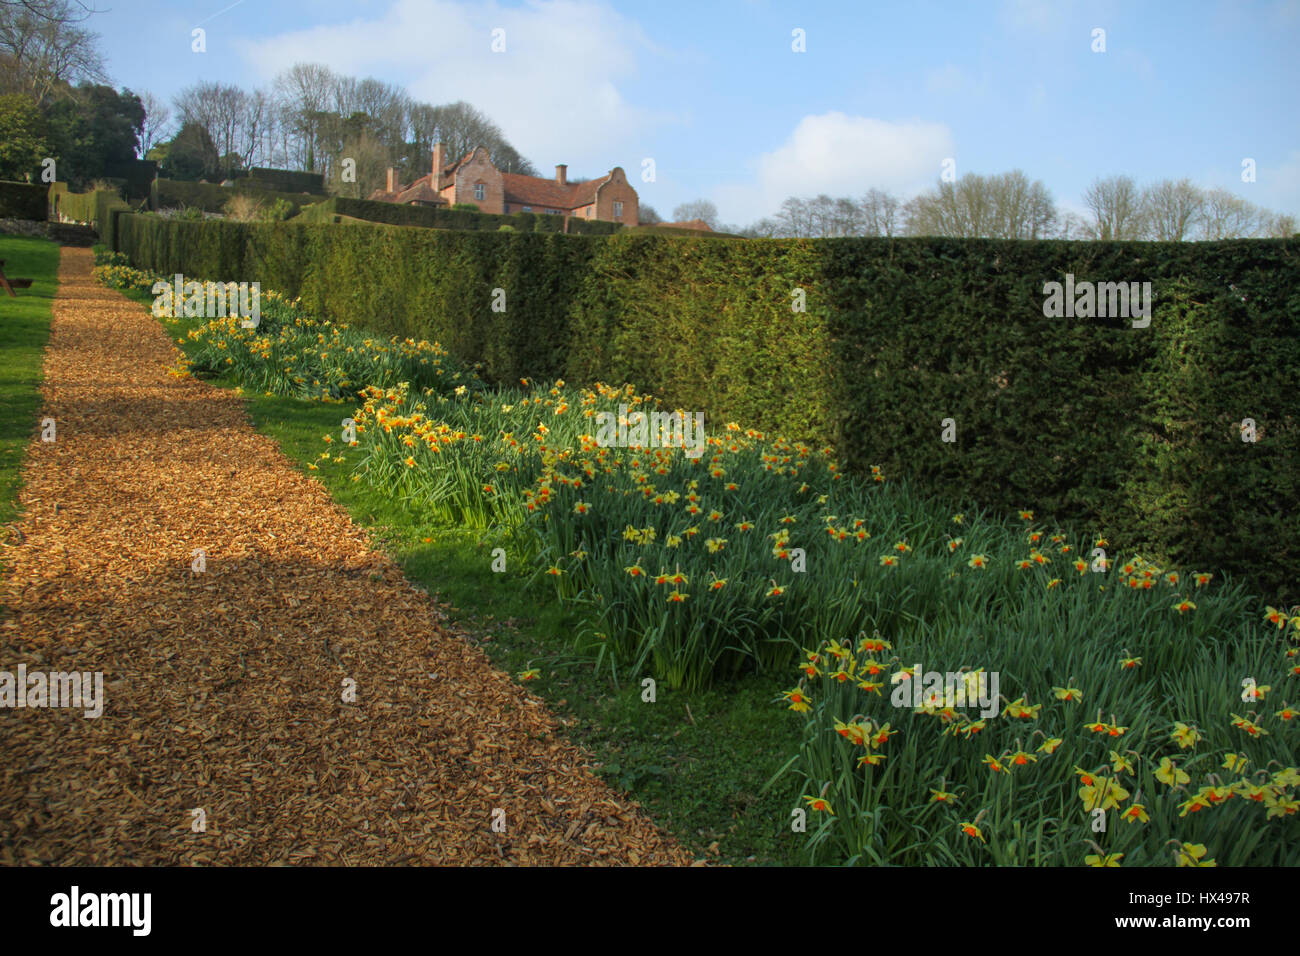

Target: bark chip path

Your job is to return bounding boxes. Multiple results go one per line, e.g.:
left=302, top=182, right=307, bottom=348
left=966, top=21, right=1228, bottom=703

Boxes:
left=0, top=247, right=692, bottom=866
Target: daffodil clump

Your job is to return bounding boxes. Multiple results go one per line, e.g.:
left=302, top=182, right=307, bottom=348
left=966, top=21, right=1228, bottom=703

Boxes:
left=340, top=376, right=1295, bottom=715
left=786, top=603, right=1300, bottom=865
left=94, top=261, right=484, bottom=402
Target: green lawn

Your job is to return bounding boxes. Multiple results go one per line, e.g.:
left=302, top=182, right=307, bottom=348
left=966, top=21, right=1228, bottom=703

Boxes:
left=0, top=235, right=60, bottom=531
left=111, top=277, right=805, bottom=866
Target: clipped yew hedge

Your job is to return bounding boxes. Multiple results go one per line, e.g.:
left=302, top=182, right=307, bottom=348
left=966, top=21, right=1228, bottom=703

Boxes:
left=152, top=179, right=315, bottom=216
left=819, top=237, right=1299, bottom=606
left=111, top=214, right=1300, bottom=602
left=48, top=184, right=132, bottom=244
left=0, top=181, right=49, bottom=221
left=297, top=196, right=624, bottom=235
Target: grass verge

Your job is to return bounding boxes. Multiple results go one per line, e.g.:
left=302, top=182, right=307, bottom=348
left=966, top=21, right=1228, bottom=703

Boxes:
left=0, top=234, right=60, bottom=536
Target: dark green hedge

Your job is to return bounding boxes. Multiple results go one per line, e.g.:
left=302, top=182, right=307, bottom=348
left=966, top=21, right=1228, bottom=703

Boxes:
left=566, top=217, right=622, bottom=236
left=105, top=160, right=158, bottom=200
left=47, top=184, right=132, bottom=243
left=246, top=167, right=326, bottom=193
left=298, top=196, right=623, bottom=235
left=111, top=214, right=1300, bottom=602
left=0, top=181, right=49, bottom=221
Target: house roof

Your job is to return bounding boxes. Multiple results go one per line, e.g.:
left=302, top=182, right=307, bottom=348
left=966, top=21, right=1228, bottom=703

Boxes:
left=393, top=175, right=446, bottom=206
left=501, top=172, right=607, bottom=210
left=373, top=148, right=624, bottom=212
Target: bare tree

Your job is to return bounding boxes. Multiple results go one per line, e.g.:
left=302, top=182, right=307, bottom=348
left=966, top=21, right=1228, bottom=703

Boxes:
left=1083, top=175, right=1145, bottom=240
left=273, top=62, right=338, bottom=171
left=1055, top=211, right=1095, bottom=240
left=1199, top=187, right=1261, bottom=239
left=137, top=90, right=171, bottom=159
left=991, top=170, right=1057, bottom=238
left=671, top=199, right=719, bottom=228
left=0, top=1, right=101, bottom=20
left=904, top=171, right=1055, bottom=238
left=0, top=0, right=107, bottom=105
left=773, top=197, right=812, bottom=237
left=1141, top=178, right=1203, bottom=241
left=860, top=188, right=901, bottom=237
left=741, top=217, right=781, bottom=238
left=1259, top=212, right=1298, bottom=238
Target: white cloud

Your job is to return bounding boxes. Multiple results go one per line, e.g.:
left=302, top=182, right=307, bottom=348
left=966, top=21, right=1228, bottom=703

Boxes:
left=237, top=0, right=676, bottom=171
left=713, top=112, right=955, bottom=225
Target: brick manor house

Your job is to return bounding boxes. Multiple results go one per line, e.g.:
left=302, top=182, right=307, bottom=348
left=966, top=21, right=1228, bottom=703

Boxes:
left=371, top=144, right=640, bottom=227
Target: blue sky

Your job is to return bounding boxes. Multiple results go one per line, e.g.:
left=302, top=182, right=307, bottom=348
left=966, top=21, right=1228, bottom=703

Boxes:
left=95, top=0, right=1300, bottom=225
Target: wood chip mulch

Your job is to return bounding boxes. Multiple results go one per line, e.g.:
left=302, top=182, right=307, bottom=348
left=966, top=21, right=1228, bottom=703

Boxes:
left=0, top=247, right=696, bottom=866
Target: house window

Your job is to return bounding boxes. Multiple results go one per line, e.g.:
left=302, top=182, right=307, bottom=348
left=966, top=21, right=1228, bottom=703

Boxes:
left=522, top=206, right=531, bottom=212
left=613, top=201, right=623, bottom=219
left=474, top=183, right=485, bottom=201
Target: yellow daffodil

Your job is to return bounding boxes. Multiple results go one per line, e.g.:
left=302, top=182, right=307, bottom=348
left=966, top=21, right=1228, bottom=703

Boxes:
left=1003, top=697, right=1041, bottom=719
left=1155, top=757, right=1190, bottom=787
left=782, top=688, right=811, bottom=713
left=1079, top=777, right=1129, bottom=811
left=1109, top=751, right=1136, bottom=774
left=1174, top=843, right=1216, bottom=867
left=1266, top=796, right=1299, bottom=819
left=1242, top=682, right=1270, bottom=702
left=1222, top=753, right=1249, bottom=774
left=1121, top=803, right=1149, bottom=824
left=803, top=795, right=833, bottom=814
left=1171, top=722, right=1201, bottom=749
left=958, top=821, right=985, bottom=842
left=1230, top=713, right=1269, bottom=737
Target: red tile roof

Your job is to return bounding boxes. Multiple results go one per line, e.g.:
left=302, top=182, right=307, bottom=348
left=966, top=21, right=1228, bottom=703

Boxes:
left=502, top=172, right=607, bottom=211
left=394, top=175, right=447, bottom=205
left=373, top=149, right=622, bottom=214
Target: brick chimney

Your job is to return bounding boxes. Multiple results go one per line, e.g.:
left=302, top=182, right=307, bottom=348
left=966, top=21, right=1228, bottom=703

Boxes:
left=432, top=143, right=446, bottom=190
left=385, top=167, right=398, bottom=193
left=555, top=164, right=567, bottom=186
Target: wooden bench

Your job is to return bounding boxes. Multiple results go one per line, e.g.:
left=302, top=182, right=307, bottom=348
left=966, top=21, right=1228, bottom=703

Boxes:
left=0, top=260, right=34, bottom=297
